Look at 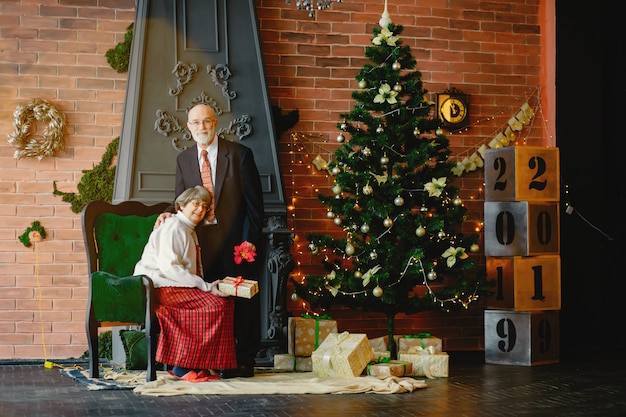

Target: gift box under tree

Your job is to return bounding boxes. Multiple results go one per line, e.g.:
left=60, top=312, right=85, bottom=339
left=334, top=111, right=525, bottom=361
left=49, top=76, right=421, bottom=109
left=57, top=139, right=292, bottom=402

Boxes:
left=312, top=332, right=375, bottom=378
left=273, top=353, right=313, bottom=372
left=288, top=315, right=338, bottom=357
left=366, top=359, right=412, bottom=377
left=398, top=346, right=449, bottom=378
left=396, top=333, right=443, bottom=355
left=369, top=335, right=391, bottom=359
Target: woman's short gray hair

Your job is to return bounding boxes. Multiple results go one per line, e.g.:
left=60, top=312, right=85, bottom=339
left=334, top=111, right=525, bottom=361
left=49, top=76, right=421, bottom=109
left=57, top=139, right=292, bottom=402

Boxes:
left=174, top=186, right=212, bottom=211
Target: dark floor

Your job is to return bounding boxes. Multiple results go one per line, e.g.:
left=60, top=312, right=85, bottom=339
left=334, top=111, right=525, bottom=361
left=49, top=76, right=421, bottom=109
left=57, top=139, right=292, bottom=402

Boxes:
left=0, top=350, right=624, bottom=417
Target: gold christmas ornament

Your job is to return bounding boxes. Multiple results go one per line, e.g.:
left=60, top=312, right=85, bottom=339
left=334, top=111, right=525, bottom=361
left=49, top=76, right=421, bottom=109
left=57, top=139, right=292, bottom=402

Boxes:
left=372, top=285, right=383, bottom=297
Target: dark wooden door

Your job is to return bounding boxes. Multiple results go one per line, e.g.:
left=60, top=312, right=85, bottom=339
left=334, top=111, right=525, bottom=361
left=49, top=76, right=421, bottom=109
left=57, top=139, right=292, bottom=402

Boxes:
left=114, top=0, right=285, bottom=216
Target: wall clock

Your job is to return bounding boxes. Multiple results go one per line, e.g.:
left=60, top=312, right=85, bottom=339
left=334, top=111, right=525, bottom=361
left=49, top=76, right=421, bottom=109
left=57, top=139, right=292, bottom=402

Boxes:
left=437, top=90, right=470, bottom=129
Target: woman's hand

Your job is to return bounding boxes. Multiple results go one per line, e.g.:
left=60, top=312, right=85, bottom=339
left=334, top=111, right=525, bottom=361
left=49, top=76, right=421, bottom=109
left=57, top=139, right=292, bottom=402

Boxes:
left=209, top=279, right=230, bottom=297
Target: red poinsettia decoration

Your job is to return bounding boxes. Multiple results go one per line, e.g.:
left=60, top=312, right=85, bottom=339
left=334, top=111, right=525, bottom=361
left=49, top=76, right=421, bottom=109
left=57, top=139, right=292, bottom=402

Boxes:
left=233, top=240, right=257, bottom=264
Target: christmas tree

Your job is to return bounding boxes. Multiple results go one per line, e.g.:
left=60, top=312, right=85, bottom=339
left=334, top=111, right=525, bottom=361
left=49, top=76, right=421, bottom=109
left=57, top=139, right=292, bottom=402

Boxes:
left=291, top=12, right=492, bottom=356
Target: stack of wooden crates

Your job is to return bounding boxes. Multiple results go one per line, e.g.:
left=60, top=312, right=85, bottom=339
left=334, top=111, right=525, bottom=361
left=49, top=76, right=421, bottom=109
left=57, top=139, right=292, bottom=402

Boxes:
left=483, top=146, right=561, bottom=366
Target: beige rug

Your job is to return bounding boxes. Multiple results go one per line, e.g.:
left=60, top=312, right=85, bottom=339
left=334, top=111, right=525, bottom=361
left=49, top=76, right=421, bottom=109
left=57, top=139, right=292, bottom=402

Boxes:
left=102, top=370, right=427, bottom=396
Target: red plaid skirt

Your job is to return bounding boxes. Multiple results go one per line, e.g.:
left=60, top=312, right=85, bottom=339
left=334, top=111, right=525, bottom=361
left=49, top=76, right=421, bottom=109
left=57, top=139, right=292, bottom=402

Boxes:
left=155, top=287, right=237, bottom=371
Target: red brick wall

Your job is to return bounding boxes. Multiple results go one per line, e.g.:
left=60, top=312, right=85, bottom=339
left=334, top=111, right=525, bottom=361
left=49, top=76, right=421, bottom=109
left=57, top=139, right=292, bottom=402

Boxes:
left=259, top=0, right=552, bottom=350
left=0, top=0, right=552, bottom=359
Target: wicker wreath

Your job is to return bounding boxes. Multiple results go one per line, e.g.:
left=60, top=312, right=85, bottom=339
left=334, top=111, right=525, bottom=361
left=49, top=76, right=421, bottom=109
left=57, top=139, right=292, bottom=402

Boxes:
left=7, top=98, right=66, bottom=161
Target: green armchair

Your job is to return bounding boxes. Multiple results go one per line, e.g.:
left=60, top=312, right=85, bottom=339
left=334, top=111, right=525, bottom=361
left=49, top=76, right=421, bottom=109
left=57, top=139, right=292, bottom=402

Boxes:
left=82, top=200, right=169, bottom=382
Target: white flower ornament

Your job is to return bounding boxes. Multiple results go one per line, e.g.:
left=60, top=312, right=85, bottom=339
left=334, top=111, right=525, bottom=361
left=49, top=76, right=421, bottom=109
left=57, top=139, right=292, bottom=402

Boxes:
left=374, top=83, right=398, bottom=104
left=361, top=265, right=382, bottom=287
left=325, top=270, right=341, bottom=296
left=442, top=247, right=469, bottom=267
left=424, top=177, right=447, bottom=197
left=372, top=27, right=399, bottom=47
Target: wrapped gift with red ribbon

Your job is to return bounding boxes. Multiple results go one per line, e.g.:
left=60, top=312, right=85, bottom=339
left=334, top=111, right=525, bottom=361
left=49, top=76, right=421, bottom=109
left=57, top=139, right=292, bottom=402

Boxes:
left=218, top=276, right=259, bottom=298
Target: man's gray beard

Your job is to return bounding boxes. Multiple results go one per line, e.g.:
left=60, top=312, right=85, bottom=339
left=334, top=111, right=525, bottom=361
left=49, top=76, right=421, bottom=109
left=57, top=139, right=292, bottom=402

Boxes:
left=192, top=132, right=211, bottom=145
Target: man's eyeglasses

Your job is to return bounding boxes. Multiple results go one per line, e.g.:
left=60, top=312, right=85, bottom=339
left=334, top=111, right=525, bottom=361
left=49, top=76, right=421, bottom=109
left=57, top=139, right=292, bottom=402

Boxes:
left=189, top=119, right=216, bottom=127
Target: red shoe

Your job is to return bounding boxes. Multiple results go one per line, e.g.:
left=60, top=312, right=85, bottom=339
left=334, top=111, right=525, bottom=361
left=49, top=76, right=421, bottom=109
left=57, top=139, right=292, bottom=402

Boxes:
left=197, top=370, right=220, bottom=380
left=181, top=370, right=217, bottom=383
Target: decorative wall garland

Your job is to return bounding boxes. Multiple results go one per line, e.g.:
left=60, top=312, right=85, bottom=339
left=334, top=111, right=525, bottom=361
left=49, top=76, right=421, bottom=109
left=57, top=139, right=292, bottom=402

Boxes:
left=7, top=98, right=66, bottom=161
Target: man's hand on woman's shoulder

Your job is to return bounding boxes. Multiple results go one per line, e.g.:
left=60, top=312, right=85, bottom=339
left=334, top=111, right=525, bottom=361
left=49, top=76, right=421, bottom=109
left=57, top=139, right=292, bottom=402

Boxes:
left=154, top=212, right=173, bottom=230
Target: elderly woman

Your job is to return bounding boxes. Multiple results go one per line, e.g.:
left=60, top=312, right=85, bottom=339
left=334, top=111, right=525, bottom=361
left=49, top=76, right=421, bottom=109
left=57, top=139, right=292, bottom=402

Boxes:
left=134, top=186, right=236, bottom=381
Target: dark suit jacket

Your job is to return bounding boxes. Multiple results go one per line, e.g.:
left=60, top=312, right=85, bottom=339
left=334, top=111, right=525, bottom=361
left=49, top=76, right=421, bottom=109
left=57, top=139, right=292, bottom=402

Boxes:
left=173, top=138, right=264, bottom=281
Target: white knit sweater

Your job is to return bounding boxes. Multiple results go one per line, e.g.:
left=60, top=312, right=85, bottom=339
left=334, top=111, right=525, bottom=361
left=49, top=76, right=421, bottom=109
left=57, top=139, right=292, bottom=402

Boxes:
left=133, top=212, right=212, bottom=291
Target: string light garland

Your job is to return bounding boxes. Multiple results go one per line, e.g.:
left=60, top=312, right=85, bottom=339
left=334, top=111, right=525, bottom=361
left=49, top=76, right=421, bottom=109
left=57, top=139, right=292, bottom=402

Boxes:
left=285, top=130, right=487, bottom=290
left=288, top=159, right=481, bottom=310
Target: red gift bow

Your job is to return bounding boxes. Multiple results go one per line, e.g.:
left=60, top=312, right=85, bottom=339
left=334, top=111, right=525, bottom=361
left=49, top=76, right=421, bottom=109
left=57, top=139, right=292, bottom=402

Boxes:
left=229, top=276, right=247, bottom=296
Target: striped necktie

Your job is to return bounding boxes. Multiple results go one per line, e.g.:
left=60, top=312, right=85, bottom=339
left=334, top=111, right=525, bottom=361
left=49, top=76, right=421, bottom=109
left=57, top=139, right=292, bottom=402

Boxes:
left=200, top=150, right=215, bottom=222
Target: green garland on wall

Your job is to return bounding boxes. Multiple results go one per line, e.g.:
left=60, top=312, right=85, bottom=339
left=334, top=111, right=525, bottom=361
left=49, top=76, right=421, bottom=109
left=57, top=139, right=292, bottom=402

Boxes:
left=105, top=23, right=133, bottom=73
left=53, top=137, right=119, bottom=214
